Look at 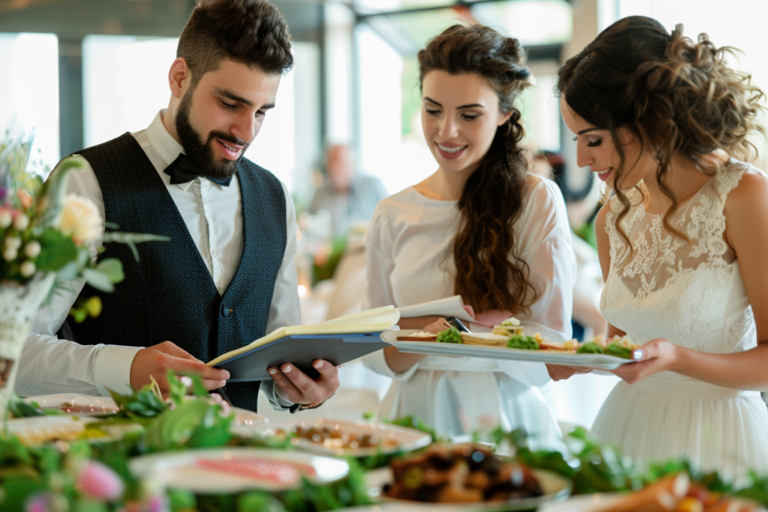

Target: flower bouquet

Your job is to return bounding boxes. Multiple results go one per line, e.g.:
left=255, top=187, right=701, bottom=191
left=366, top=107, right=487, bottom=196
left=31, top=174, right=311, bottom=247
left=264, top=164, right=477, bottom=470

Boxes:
left=0, top=131, right=167, bottom=420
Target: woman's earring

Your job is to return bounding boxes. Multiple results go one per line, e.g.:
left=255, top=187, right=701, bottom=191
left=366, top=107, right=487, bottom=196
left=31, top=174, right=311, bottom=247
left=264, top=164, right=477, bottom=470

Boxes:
left=655, top=147, right=664, bottom=163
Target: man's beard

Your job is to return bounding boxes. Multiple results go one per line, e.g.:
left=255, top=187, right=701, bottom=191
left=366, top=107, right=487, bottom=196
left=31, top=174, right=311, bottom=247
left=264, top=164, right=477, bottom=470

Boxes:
left=175, top=90, right=249, bottom=180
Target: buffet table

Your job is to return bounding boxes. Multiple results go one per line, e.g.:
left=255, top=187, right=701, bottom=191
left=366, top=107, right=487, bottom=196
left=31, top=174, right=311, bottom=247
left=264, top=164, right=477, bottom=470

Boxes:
left=2, top=376, right=766, bottom=512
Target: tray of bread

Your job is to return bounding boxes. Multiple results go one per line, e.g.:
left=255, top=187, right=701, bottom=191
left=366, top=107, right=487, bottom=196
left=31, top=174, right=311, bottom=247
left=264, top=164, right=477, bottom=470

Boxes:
left=382, top=318, right=637, bottom=370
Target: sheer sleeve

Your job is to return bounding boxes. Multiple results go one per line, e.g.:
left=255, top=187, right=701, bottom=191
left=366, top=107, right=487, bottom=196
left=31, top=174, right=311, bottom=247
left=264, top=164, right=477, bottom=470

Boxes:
left=516, top=176, right=576, bottom=340
left=495, top=176, right=576, bottom=386
left=362, top=203, right=421, bottom=381
left=364, top=204, right=396, bottom=309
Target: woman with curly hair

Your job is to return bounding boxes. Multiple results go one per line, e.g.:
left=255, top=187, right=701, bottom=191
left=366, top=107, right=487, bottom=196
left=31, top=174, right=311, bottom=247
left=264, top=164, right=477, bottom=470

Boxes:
left=363, top=24, right=576, bottom=445
left=556, top=16, right=768, bottom=473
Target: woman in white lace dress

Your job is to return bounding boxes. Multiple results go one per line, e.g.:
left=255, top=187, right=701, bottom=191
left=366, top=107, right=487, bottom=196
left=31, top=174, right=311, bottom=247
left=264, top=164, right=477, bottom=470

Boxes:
left=555, top=16, right=768, bottom=475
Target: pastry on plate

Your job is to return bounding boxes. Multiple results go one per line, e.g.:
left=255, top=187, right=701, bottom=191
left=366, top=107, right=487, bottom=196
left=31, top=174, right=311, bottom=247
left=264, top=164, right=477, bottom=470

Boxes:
left=461, top=333, right=509, bottom=347
left=396, top=331, right=438, bottom=342
left=491, top=316, right=525, bottom=337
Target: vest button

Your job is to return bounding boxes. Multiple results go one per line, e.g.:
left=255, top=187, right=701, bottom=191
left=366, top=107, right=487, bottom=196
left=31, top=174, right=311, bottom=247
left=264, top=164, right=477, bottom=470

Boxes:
left=222, top=305, right=233, bottom=317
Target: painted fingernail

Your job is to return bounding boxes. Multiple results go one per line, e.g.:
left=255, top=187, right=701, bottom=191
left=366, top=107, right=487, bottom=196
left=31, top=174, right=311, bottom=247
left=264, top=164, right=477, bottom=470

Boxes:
left=313, top=360, right=324, bottom=369
left=633, top=349, right=644, bottom=360
left=269, top=368, right=277, bottom=375
left=283, top=365, right=292, bottom=373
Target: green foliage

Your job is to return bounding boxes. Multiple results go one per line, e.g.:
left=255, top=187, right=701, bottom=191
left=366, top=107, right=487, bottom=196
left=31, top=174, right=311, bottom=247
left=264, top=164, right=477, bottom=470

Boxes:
left=436, top=327, right=462, bottom=344
left=385, top=415, right=438, bottom=442
left=576, top=341, right=604, bottom=354
left=507, top=334, right=539, bottom=350
left=312, top=236, right=347, bottom=284
left=605, top=341, right=633, bottom=359
left=107, top=385, right=168, bottom=423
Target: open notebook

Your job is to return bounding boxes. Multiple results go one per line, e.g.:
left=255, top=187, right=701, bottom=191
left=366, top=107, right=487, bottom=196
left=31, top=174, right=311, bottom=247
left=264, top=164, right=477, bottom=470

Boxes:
left=206, top=306, right=399, bottom=381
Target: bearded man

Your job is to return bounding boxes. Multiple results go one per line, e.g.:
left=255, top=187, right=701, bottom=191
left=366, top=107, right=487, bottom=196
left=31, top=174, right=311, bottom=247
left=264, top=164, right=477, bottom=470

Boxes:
left=17, top=0, right=339, bottom=412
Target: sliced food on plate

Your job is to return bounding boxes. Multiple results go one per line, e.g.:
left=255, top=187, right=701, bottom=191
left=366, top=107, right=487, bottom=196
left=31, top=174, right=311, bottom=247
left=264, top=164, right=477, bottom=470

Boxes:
left=596, top=472, right=760, bottom=512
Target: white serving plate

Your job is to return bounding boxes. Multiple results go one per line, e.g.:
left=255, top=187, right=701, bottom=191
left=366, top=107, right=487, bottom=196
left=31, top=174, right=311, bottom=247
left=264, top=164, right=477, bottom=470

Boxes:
left=365, top=466, right=571, bottom=512
left=382, top=330, right=634, bottom=370
left=129, top=447, right=349, bottom=494
left=24, top=393, right=120, bottom=416
left=537, top=493, right=623, bottom=511
left=246, top=417, right=432, bottom=457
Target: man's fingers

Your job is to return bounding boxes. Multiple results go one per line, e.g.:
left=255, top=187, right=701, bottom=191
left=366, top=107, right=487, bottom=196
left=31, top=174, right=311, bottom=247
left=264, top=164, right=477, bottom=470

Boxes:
left=312, top=360, right=339, bottom=380
left=172, top=357, right=230, bottom=381
left=199, top=378, right=229, bottom=391
left=268, top=367, right=302, bottom=402
left=281, top=364, right=323, bottom=402
left=154, top=341, right=202, bottom=362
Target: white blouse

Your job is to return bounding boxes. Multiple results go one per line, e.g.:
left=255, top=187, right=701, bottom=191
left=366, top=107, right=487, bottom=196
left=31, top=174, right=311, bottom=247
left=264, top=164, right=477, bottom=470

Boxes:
left=363, top=174, right=576, bottom=445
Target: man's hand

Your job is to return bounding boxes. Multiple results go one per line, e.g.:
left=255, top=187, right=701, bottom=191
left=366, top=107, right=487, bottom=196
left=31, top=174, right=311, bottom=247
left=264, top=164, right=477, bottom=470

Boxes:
left=267, top=359, right=340, bottom=405
left=130, top=341, right=230, bottom=396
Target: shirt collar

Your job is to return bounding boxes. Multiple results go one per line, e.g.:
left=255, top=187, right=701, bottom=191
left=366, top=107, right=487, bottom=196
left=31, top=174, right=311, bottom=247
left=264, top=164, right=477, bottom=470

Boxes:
left=146, top=110, right=195, bottom=191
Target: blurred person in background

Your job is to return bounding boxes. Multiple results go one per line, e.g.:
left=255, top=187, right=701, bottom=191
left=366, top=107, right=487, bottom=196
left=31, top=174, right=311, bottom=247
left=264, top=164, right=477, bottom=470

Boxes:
left=527, top=147, right=607, bottom=340
left=309, top=144, right=388, bottom=238
left=363, top=25, right=576, bottom=446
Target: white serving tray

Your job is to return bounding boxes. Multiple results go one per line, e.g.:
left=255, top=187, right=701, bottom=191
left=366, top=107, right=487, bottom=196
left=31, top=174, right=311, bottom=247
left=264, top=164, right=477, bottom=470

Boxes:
left=382, top=330, right=634, bottom=370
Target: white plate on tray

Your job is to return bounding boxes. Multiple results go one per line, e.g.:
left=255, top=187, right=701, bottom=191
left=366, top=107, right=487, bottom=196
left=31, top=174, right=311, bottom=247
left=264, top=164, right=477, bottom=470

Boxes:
left=246, top=417, right=432, bottom=457
left=24, top=393, right=120, bottom=416
left=129, top=447, right=349, bottom=494
left=365, top=466, right=571, bottom=512
left=23, top=393, right=267, bottom=426
left=382, top=330, right=634, bottom=370
left=537, top=493, right=623, bottom=511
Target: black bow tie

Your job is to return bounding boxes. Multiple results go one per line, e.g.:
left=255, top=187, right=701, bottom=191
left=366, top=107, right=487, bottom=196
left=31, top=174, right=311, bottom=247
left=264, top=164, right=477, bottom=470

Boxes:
left=163, top=153, right=233, bottom=187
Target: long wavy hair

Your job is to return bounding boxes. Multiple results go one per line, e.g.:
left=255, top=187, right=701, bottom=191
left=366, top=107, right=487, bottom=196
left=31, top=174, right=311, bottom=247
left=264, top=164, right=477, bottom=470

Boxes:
left=418, top=24, right=537, bottom=315
left=557, top=16, right=765, bottom=248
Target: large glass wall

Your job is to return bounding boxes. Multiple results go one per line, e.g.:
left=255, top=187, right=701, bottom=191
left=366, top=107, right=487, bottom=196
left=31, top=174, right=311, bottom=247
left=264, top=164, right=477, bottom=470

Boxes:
left=0, top=33, right=60, bottom=173
left=82, top=36, right=320, bottom=197
left=356, top=1, right=571, bottom=194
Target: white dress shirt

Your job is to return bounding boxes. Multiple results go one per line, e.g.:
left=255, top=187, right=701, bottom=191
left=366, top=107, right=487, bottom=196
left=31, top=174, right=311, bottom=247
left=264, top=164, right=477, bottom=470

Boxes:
left=17, top=111, right=300, bottom=409
left=362, top=174, right=575, bottom=446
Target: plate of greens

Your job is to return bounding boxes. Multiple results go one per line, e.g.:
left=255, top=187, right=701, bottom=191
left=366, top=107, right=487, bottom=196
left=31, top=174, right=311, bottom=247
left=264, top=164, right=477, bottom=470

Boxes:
left=382, top=330, right=636, bottom=370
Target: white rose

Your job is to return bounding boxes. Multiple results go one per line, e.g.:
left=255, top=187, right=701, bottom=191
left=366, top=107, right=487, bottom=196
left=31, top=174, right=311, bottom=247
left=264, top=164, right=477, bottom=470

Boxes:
left=59, top=195, right=104, bottom=245
left=13, top=213, right=29, bottom=231
left=24, top=241, right=41, bottom=258
left=3, top=247, right=17, bottom=262
left=5, top=236, right=21, bottom=249
left=0, top=211, right=12, bottom=229
left=20, top=261, right=36, bottom=277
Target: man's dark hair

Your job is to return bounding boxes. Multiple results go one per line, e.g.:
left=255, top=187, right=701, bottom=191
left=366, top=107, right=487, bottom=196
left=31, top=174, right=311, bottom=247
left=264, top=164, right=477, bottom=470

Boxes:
left=178, top=0, right=294, bottom=86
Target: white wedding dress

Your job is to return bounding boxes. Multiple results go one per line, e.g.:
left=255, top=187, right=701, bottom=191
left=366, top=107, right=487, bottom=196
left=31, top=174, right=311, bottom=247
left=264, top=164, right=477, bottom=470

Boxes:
left=593, top=159, right=768, bottom=476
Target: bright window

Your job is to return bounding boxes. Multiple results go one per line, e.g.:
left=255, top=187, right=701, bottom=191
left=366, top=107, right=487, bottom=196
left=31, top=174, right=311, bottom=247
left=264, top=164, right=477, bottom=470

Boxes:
left=0, top=33, right=60, bottom=171
left=82, top=36, right=318, bottom=194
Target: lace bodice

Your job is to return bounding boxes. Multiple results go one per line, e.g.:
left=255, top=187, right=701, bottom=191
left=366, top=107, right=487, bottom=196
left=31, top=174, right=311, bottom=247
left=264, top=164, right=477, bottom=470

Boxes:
left=600, top=161, right=760, bottom=377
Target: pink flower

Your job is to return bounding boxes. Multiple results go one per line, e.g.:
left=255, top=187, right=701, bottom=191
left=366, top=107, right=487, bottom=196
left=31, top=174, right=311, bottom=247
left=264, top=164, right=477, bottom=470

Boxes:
left=24, top=493, right=50, bottom=512
left=77, top=460, right=125, bottom=500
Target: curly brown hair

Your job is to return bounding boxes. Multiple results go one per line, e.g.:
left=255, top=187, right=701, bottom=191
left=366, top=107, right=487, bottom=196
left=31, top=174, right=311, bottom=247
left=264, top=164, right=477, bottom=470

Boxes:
left=557, top=16, right=765, bottom=248
left=418, top=24, right=538, bottom=315
left=178, top=0, right=294, bottom=86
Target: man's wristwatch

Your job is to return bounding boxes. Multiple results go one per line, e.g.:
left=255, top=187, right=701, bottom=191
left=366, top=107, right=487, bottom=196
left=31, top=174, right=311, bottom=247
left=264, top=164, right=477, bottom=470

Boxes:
left=298, top=401, right=324, bottom=411
left=289, top=400, right=325, bottom=413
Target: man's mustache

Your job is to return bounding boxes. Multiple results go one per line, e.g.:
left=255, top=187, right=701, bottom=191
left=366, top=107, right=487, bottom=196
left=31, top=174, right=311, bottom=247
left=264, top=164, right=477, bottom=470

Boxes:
left=208, top=131, right=249, bottom=150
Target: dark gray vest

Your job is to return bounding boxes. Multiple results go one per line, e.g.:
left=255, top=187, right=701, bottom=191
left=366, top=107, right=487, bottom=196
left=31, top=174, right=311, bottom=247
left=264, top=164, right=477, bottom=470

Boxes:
left=65, top=133, right=287, bottom=411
